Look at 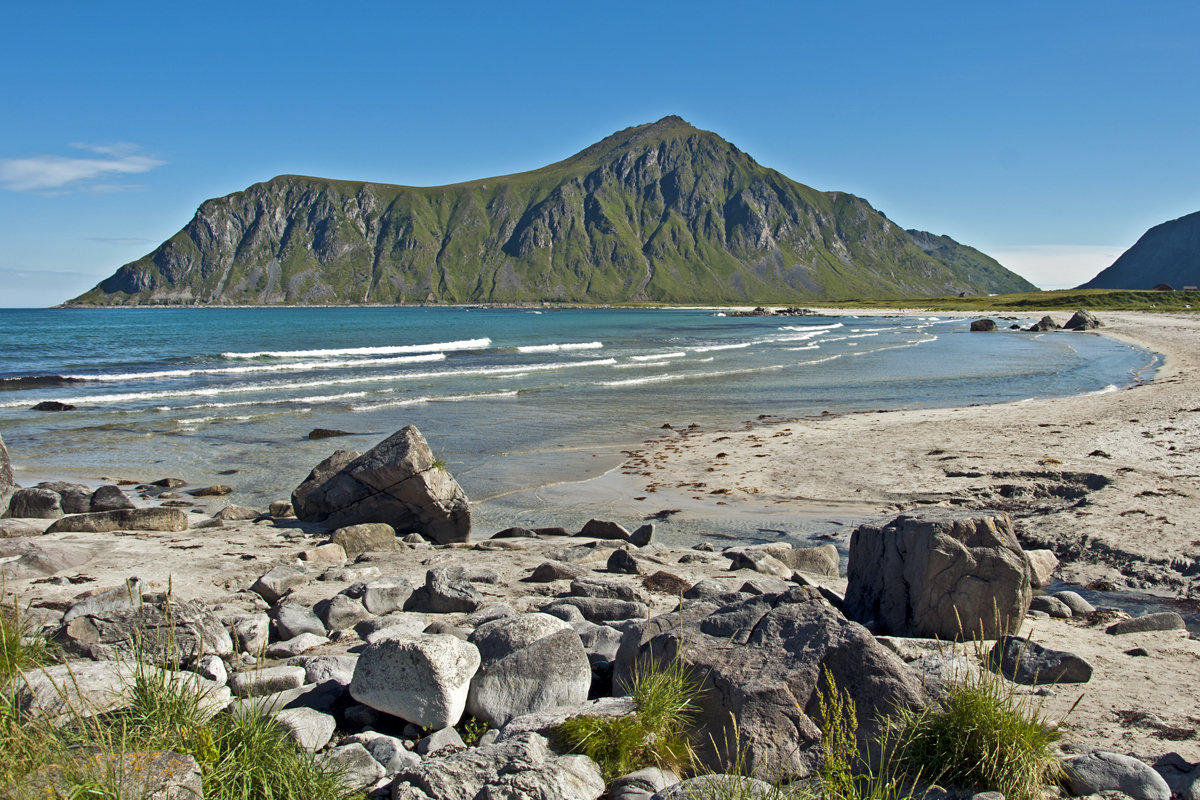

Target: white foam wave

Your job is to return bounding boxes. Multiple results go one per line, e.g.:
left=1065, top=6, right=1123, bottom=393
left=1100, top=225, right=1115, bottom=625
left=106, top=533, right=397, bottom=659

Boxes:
left=614, top=361, right=669, bottom=369
left=0, top=359, right=617, bottom=409
left=689, top=342, right=752, bottom=353
left=221, top=338, right=490, bottom=359
left=797, top=354, right=845, bottom=366
left=516, top=342, right=602, bottom=353
left=350, top=390, right=519, bottom=412
left=1085, top=384, right=1119, bottom=396
left=630, top=352, right=685, bottom=361
left=176, top=414, right=254, bottom=425
left=63, top=353, right=446, bottom=382
left=599, top=365, right=781, bottom=388
left=786, top=344, right=821, bottom=351
left=780, top=323, right=844, bottom=331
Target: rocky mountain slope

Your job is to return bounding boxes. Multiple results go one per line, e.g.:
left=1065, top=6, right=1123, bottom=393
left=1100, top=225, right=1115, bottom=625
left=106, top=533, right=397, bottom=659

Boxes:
left=1080, top=210, right=1200, bottom=290
left=68, top=117, right=1037, bottom=306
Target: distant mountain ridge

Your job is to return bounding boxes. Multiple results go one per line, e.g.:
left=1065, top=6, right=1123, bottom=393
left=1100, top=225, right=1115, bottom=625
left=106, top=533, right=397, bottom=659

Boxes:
left=1079, top=210, right=1200, bottom=290
left=67, top=116, right=1036, bottom=306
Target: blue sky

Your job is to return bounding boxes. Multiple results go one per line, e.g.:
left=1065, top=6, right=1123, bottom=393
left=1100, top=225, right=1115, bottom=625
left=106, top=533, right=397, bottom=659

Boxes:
left=2, top=1, right=1197, bottom=307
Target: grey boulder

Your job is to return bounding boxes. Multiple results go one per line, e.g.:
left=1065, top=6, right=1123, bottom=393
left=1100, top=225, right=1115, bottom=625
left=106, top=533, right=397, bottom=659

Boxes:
left=987, top=635, right=1093, bottom=684
left=350, top=632, right=480, bottom=729
left=5, top=487, right=63, bottom=519
left=45, top=507, right=188, bottom=533
left=292, top=426, right=471, bottom=544
left=844, top=510, right=1031, bottom=640
left=1065, top=751, right=1170, bottom=800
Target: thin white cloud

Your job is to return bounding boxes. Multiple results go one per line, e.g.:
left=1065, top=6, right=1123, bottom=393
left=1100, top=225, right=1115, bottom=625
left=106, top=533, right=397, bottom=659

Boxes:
left=0, top=143, right=164, bottom=192
left=989, top=244, right=1128, bottom=290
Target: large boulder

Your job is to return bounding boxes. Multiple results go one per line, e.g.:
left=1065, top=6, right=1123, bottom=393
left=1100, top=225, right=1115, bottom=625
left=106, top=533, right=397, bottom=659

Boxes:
left=843, top=510, right=1031, bottom=640
left=1064, top=309, right=1103, bottom=331
left=292, top=426, right=471, bottom=544
left=639, top=588, right=929, bottom=780
left=389, top=731, right=604, bottom=800
left=466, top=613, right=591, bottom=726
left=4, top=487, right=63, bottom=519
left=53, top=599, right=234, bottom=666
left=349, top=632, right=480, bottom=729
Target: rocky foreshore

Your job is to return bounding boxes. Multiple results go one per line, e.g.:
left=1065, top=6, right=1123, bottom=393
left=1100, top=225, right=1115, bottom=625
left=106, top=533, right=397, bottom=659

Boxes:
left=3, top=419, right=1200, bottom=800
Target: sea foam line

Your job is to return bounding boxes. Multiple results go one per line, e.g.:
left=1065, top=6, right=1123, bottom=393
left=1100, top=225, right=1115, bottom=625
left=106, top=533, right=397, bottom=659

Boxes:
left=0, top=358, right=617, bottom=408
left=62, top=353, right=446, bottom=382
left=221, top=338, right=491, bottom=359
left=629, top=352, right=686, bottom=361
left=516, top=342, right=603, bottom=353
left=350, top=390, right=520, bottom=412
left=599, top=364, right=782, bottom=388
left=780, top=323, right=844, bottom=332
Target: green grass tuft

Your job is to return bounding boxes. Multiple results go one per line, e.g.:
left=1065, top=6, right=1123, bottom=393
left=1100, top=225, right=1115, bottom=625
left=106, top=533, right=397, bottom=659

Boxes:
left=887, top=659, right=1062, bottom=800
left=556, top=650, right=700, bottom=782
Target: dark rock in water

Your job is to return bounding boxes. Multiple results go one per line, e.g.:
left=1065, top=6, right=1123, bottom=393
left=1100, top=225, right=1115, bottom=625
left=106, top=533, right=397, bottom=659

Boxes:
left=190, top=485, right=232, bottom=497
left=308, top=428, right=353, bottom=440
left=4, top=488, right=63, bottom=519
left=1028, top=315, right=1060, bottom=332
left=843, top=510, right=1031, bottom=640
left=45, top=508, right=188, bottom=533
left=1106, top=612, right=1186, bottom=635
left=988, top=635, right=1093, bottom=684
left=32, top=401, right=77, bottom=411
left=292, top=426, right=471, bottom=545
left=0, top=434, right=13, bottom=513
left=638, top=588, right=929, bottom=780
left=90, top=485, right=135, bottom=512
left=1064, top=309, right=1103, bottom=330
left=969, top=318, right=998, bottom=332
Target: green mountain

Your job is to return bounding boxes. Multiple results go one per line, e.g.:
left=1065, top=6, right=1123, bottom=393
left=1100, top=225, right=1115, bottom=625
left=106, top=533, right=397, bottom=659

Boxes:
left=67, top=116, right=1036, bottom=306
left=1079, top=210, right=1200, bottom=290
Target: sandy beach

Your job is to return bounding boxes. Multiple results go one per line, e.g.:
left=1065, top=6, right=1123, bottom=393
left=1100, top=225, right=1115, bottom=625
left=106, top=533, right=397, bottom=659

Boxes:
left=3, top=308, right=1199, bottom=771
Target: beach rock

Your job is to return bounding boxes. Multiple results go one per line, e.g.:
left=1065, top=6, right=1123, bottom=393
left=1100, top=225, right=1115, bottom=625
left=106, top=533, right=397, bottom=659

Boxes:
left=298, top=542, right=347, bottom=564
left=358, top=612, right=429, bottom=640
left=726, top=548, right=793, bottom=579
left=1106, top=612, right=1186, bottom=635
left=545, top=596, right=648, bottom=623
left=228, top=679, right=342, bottom=717
left=1025, top=549, right=1059, bottom=587
left=32, top=400, right=77, bottom=411
left=349, top=631, right=481, bottom=729
left=88, top=484, right=135, bottom=512
left=0, top=518, right=42, bottom=538
left=330, top=522, right=398, bottom=558
left=309, top=428, right=353, bottom=440
left=1064, top=309, right=1103, bottom=331
left=265, top=633, right=329, bottom=657
left=152, top=478, right=187, bottom=489
left=611, top=767, right=680, bottom=800
left=250, top=564, right=309, bottom=603
left=54, top=598, right=233, bottom=666
left=578, top=518, right=631, bottom=540
left=5, top=487, right=63, bottom=519
left=414, top=566, right=484, bottom=613
left=1065, top=751, right=1170, bottom=800
left=62, top=578, right=144, bottom=622
left=292, top=426, right=471, bottom=544
left=1054, top=590, right=1095, bottom=615
left=969, top=318, right=998, bottom=332
left=492, top=526, right=539, bottom=539
left=418, top=726, right=465, bottom=755
left=45, top=507, right=188, bottom=533
left=196, top=653, right=227, bottom=685
left=9, top=661, right=144, bottom=721
left=498, top=696, right=636, bottom=741
left=1028, top=315, right=1061, bottom=332
left=467, top=614, right=590, bottom=726
left=987, top=635, right=1093, bottom=684
left=190, top=484, right=232, bottom=497
left=1029, top=595, right=1073, bottom=618
left=640, top=587, right=928, bottom=779
left=213, top=504, right=259, bottom=521
left=0, top=433, right=13, bottom=513
left=229, top=665, right=307, bottom=698
left=316, top=594, right=371, bottom=631
left=388, top=731, right=604, bottom=800
left=424, top=620, right=468, bottom=639
left=629, top=523, right=654, bottom=547
left=530, top=560, right=586, bottom=582
left=320, top=742, right=386, bottom=789
left=1152, top=753, right=1200, bottom=800
left=225, top=613, right=270, bottom=654
left=608, top=547, right=652, bottom=574
left=345, top=732, right=420, bottom=772
left=643, top=571, right=692, bottom=595
left=465, top=603, right=514, bottom=627
left=296, top=654, right=359, bottom=686
left=273, top=603, right=326, bottom=639
left=570, top=574, right=643, bottom=602
left=778, top=544, right=840, bottom=577
left=843, top=510, right=1031, bottom=640
left=273, top=706, right=336, bottom=752
left=58, top=485, right=93, bottom=514
left=0, top=539, right=95, bottom=579
left=269, top=500, right=294, bottom=517
left=362, top=575, right=414, bottom=615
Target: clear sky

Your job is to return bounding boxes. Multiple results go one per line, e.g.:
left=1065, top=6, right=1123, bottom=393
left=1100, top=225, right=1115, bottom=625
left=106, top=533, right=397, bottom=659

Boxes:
left=2, top=1, right=1197, bottom=307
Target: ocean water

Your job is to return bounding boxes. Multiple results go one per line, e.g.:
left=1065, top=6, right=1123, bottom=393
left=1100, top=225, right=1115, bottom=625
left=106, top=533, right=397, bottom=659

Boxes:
left=0, top=307, right=1157, bottom=531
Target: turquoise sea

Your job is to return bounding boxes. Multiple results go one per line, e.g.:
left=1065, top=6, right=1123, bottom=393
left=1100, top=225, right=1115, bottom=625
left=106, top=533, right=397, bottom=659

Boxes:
left=0, top=307, right=1158, bottom=536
